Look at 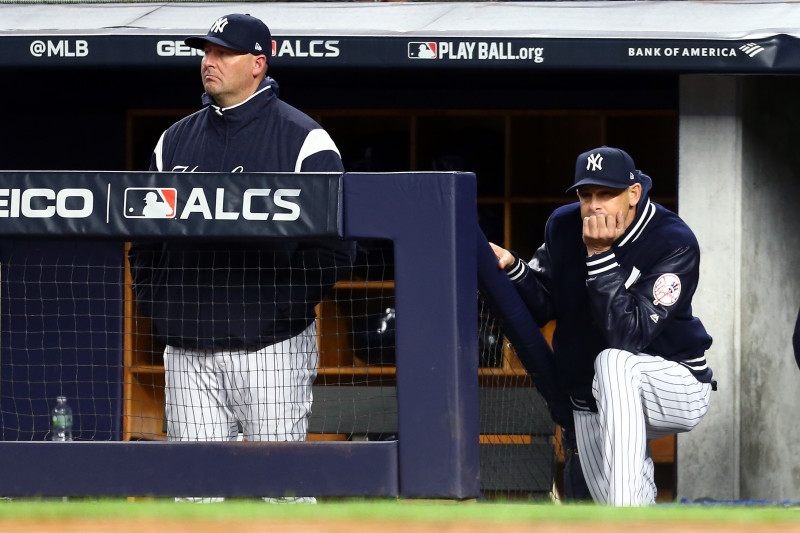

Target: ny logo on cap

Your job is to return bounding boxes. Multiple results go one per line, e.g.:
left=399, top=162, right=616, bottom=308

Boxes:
left=586, top=153, right=603, bottom=171
left=210, top=17, right=229, bottom=33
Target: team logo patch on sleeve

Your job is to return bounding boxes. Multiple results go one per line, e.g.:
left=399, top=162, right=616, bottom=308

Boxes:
left=652, top=273, right=681, bottom=306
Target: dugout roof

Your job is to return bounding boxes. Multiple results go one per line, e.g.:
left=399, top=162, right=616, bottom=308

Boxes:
left=2, top=0, right=800, bottom=72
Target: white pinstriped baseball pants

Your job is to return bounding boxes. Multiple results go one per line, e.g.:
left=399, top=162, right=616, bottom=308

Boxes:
left=573, top=349, right=712, bottom=506
left=164, top=322, right=319, bottom=443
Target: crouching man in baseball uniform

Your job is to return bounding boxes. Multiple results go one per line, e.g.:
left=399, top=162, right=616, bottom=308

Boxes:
left=491, top=146, right=715, bottom=506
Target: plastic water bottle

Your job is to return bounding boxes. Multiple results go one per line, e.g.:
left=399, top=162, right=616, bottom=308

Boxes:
left=51, top=396, right=73, bottom=442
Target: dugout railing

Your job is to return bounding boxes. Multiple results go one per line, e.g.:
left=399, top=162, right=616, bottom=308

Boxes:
left=0, top=171, right=481, bottom=499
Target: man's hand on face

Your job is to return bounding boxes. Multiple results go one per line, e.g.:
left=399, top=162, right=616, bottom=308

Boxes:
left=583, top=210, right=625, bottom=256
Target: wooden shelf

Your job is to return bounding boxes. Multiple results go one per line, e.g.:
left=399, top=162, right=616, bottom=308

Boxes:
left=128, top=434, right=168, bottom=442
left=335, top=281, right=395, bottom=290
left=126, top=365, right=165, bottom=375
left=123, top=370, right=166, bottom=441
left=318, top=366, right=396, bottom=376
left=479, top=367, right=528, bottom=377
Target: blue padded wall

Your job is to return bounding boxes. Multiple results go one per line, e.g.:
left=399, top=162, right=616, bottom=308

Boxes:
left=343, top=172, right=480, bottom=499
left=0, top=239, right=124, bottom=441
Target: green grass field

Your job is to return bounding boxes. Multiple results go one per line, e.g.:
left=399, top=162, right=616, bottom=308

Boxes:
left=1, top=499, right=799, bottom=526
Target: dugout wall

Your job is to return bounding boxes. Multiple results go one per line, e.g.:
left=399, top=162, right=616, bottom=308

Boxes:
left=0, top=170, right=479, bottom=499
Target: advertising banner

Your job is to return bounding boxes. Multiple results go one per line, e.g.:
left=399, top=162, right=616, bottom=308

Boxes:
left=0, top=172, right=343, bottom=240
left=2, top=34, right=799, bottom=72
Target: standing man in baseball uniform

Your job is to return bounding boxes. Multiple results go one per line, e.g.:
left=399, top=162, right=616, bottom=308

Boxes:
left=128, top=13, right=354, bottom=501
left=490, top=146, right=715, bottom=506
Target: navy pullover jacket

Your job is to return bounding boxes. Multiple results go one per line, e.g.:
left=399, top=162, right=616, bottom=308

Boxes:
left=129, top=77, right=354, bottom=351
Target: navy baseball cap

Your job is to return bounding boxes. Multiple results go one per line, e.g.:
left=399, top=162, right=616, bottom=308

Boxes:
left=567, top=146, right=638, bottom=193
left=185, top=14, right=271, bottom=59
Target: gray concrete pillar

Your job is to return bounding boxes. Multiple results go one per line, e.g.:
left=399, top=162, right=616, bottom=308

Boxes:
left=678, top=74, right=742, bottom=501
left=679, top=75, right=800, bottom=502
left=737, top=76, right=800, bottom=500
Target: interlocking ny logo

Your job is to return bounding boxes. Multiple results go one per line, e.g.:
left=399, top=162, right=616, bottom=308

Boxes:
left=210, top=17, right=229, bottom=34
left=586, top=153, right=603, bottom=171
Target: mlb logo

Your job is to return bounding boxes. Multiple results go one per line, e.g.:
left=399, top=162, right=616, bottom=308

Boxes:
left=124, top=188, right=177, bottom=219
left=408, top=42, right=437, bottom=59
left=271, top=40, right=276, bottom=58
